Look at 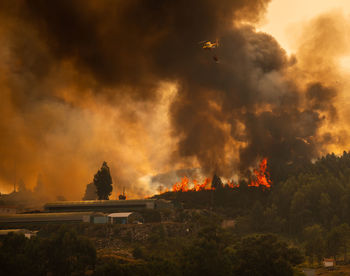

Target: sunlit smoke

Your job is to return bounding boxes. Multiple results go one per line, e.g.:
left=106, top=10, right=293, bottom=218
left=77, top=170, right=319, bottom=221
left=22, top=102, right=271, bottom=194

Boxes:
left=0, top=1, right=349, bottom=200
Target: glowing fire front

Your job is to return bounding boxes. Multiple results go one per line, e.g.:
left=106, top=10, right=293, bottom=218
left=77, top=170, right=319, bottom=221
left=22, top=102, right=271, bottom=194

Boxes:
left=249, top=158, right=271, bottom=188
left=172, top=177, right=212, bottom=192
left=171, top=158, right=271, bottom=192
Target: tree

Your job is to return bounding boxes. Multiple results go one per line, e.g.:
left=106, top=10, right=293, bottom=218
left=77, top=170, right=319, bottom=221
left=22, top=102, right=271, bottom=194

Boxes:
left=326, top=226, right=343, bottom=260
left=339, top=223, right=350, bottom=262
left=93, top=161, right=113, bottom=200
left=83, top=182, right=98, bottom=200
left=0, top=232, right=32, bottom=276
left=250, top=201, right=265, bottom=232
left=326, top=223, right=350, bottom=262
left=263, top=204, right=286, bottom=233
left=303, top=224, right=325, bottom=264
left=180, top=226, right=232, bottom=276
left=0, top=227, right=96, bottom=276
left=43, top=227, right=96, bottom=275
left=211, top=174, right=223, bottom=189
left=231, top=234, right=304, bottom=276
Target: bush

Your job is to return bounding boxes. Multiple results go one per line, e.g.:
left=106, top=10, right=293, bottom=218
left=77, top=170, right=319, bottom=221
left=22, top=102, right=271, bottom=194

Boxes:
left=0, top=226, right=97, bottom=276
left=133, top=246, right=146, bottom=259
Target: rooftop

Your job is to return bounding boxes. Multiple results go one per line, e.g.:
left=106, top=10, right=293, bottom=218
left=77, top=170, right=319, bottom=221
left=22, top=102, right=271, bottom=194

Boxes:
left=107, top=212, right=133, bottom=218
left=45, top=199, right=156, bottom=207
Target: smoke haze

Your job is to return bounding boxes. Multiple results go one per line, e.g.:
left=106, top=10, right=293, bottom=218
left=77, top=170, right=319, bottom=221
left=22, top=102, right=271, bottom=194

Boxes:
left=0, top=0, right=348, bottom=199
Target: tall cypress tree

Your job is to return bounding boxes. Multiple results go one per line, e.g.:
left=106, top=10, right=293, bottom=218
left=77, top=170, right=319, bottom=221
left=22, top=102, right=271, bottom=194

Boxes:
left=93, top=161, right=113, bottom=200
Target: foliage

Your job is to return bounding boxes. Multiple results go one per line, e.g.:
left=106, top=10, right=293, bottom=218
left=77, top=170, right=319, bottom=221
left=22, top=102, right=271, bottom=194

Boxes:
left=138, top=209, right=162, bottom=223
left=0, top=223, right=305, bottom=276
left=179, top=226, right=232, bottom=276
left=159, top=151, right=350, bottom=238
left=6, top=151, right=350, bottom=274
left=43, top=226, right=97, bottom=275
left=303, top=224, right=325, bottom=264
left=325, top=223, right=350, bottom=261
left=231, top=234, right=304, bottom=276
left=83, top=182, right=98, bottom=200
left=95, top=226, right=302, bottom=276
left=94, top=256, right=179, bottom=276
left=133, top=246, right=147, bottom=259
left=0, top=226, right=96, bottom=276
left=94, top=161, right=113, bottom=200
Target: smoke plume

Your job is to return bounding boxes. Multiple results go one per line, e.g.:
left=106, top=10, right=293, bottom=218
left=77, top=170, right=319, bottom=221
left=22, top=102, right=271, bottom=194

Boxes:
left=0, top=0, right=348, bottom=199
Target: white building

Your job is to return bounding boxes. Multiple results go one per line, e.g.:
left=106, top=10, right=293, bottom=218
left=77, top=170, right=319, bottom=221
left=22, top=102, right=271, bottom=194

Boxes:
left=323, top=258, right=335, bottom=268
left=107, top=212, right=143, bottom=224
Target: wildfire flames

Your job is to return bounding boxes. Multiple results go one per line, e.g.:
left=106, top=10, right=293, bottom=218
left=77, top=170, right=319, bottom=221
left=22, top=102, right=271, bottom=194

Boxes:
left=172, top=176, right=212, bottom=192
left=172, top=158, right=271, bottom=192
left=249, top=158, right=271, bottom=188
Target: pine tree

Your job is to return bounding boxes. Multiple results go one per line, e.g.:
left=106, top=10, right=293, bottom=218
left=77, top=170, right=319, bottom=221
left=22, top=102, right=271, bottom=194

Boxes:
left=93, top=161, right=113, bottom=200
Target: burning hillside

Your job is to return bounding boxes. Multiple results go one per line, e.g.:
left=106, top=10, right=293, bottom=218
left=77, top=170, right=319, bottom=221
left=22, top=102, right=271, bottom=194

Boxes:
left=249, top=158, right=271, bottom=188
left=172, top=158, right=271, bottom=192
left=173, top=177, right=212, bottom=192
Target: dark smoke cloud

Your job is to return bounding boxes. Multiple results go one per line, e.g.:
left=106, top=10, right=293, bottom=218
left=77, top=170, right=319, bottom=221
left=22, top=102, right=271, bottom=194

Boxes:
left=171, top=25, right=339, bottom=177
left=0, top=0, right=345, bottom=198
left=20, top=0, right=271, bottom=93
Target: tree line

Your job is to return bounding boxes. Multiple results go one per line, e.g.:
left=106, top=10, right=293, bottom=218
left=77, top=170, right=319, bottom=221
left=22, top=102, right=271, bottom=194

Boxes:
left=159, top=151, right=350, bottom=263
left=0, top=224, right=303, bottom=276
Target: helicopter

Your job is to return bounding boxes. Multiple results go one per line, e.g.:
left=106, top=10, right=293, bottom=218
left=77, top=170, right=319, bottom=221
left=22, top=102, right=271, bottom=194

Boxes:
left=199, top=39, right=219, bottom=62
left=200, top=39, right=219, bottom=49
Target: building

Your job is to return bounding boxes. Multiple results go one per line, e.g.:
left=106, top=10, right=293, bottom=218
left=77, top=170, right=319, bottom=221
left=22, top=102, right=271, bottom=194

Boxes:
left=0, top=212, right=92, bottom=224
left=82, top=213, right=108, bottom=224
left=81, top=212, right=143, bottom=224
left=107, top=212, right=143, bottom=224
left=323, top=258, right=335, bottom=269
left=44, top=199, right=173, bottom=213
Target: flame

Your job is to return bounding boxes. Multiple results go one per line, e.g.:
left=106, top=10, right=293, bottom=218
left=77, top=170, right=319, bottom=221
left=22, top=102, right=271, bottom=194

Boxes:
left=172, top=176, right=189, bottom=192
left=173, top=177, right=212, bottom=192
left=227, top=180, right=239, bottom=188
left=249, top=158, right=271, bottom=188
left=171, top=158, right=271, bottom=193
